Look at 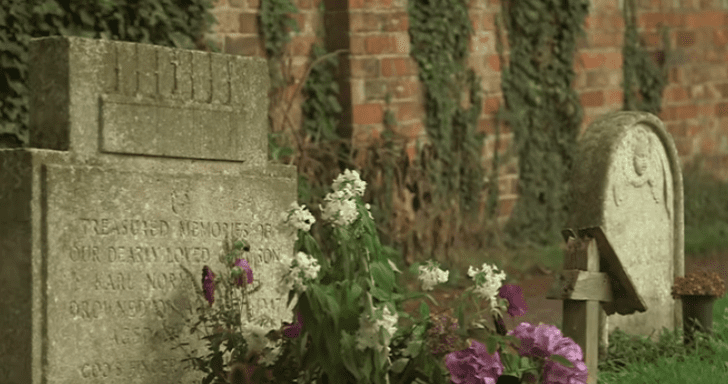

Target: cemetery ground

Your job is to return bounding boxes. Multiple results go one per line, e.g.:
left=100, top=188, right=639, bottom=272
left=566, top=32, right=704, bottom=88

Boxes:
left=399, top=163, right=728, bottom=383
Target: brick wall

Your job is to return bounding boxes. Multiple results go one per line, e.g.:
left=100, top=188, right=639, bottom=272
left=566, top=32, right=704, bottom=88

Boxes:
left=209, top=0, right=728, bottom=223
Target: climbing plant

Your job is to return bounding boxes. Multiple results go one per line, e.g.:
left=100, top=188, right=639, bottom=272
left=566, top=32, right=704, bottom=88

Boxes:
left=497, top=0, right=589, bottom=248
left=405, top=0, right=486, bottom=264
left=622, top=0, right=671, bottom=114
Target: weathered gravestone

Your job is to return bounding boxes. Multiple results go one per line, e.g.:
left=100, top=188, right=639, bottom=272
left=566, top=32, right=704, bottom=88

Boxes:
left=568, top=111, right=684, bottom=345
left=0, top=36, right=297, bottom=384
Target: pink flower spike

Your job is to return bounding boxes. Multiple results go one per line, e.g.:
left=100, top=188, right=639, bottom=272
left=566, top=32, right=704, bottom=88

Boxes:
left=202, top=266, right=216, bottom=306
left=498, top=284, right=528, bottom=317
left=233, top=258, right=254, bottom=286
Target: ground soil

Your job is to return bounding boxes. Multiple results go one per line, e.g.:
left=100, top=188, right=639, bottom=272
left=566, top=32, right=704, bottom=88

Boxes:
left=400, top=251, right=728, bottom=334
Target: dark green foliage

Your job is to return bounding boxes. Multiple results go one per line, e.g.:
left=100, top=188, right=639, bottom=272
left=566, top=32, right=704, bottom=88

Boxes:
left=259, top=0, right=299, bottom=60
left=622, top=0, right=670, bottom=115
left=406, top=0, right=486, bottom=261
left=497, top=0, right=589, bottom=248
left=0, top=0, right=218, bottom=146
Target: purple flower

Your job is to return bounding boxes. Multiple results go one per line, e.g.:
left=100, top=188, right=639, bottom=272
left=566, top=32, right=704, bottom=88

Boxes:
left=508, top=323, right=588, bottom=384
left=283, top=311, right=303, bottom=338
left=232, top=258, right=254, bottom=287
left=508, top=323, right=563, bottom=359
left=498, top=285, right=528, bottom=317
left=202, top=266, right=216, bottom=306
left=445, top=340, right=503, bottom=384
left=542, top=358, right=589, bottom=384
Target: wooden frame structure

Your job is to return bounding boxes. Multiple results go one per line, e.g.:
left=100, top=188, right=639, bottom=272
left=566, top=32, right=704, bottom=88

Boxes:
left=546, top=227, right=647, bottom=384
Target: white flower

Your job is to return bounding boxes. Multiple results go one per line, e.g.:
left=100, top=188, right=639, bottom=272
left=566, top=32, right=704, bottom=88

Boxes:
left=468, top=263, right=506, bottom=313
left=258, top=340, right=283, bottom=366
left=364, top=203, right=374, bottom=220
left=283, top=202, right=316, bottom=232
left=355, top=305, right=398, bottom=354
left=282, top=252, right=320, bottom=293
left=241, top=323, right=271, bottom=354
left=319, top=190, right=359, bottom=227
left=332, top=169, right=367, bottom=198
left=418, top=261, right=449, bottom=291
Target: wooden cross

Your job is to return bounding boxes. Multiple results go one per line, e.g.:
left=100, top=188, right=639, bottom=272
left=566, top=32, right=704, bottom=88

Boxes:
left=546, top=227, right=647, bottom=384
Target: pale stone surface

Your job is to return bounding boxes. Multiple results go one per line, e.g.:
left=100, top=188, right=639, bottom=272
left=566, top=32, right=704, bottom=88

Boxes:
left=568, top=111, right=684, bottom=343
left=0, top=37, right=296, bottom=384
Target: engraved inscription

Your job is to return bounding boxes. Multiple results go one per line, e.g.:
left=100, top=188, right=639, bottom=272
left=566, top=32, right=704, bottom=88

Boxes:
left=44, top=165, right=296, bottom=383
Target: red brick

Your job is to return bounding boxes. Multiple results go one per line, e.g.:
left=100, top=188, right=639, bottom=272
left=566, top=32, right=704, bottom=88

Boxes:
left=498, top=196, right=517, bottom=219
left=590, top=32, right=622, bottom=48
left=212, top=8, right=243, bottom=34
left=353, top=103, right=384, bottom=124
left=676, top=30, right=697, bottom=47
left=394, top=33, right=409, bottom=54
left=365, top=36, right=394, bottom=54
left=579, top=53, right=604, bottom=70
left=224, top=35, right=263, bottom=57
left=665, top=86, right=689, bottom=102
left=384, top=12, right=409, bottom=32
left=297, top=0, right=314, bottom=8
left=584, top=16, right=594, bottom=29
left=605, top=89, right=623, bottom=105
left=391, top=78, right=420, bottom=99
left=381, top=57, right=410, bottom=77
left=701, top=136, right=717, bottom=154
left=350, top=13, right=378, bottom=32
left=674, top=137, right=694, bottom=156
left=716, top=102, right=728, bottom=117
left=350, top=0, right=365, bottom=8
left=238, top=12, right=258, bottom=34
left=406, top=143, right=417, bottom=164
left=580, top=91, right=605, bottom=107
left=713, top=29, right=728, bottom=46
left=248, top=0, right=260, bottom=7
left=286, top=36, right=316, bottom=56
left=715, top=83, right=728, bottom=98
left=483, top=97, right=500, bottom=114
left=395, top=101, right=423, bottom=122
left=398, top=121, right=424, bottom=139
left=487, top=54, right=501, bottom=72
left=351, top=57, right=380, bottom=78
left=290, top=13, right=306, bottom=33
left=686, top=11, right=726, bottom=28
left=350, top=36, right=366, bottom=54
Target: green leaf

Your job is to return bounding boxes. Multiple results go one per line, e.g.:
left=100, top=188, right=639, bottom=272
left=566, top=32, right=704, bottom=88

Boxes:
left=370, top=261, right=394, bottom=292
left=418, top=302, right=430, bottom=320
left=549, top=353, right=574, bottom=368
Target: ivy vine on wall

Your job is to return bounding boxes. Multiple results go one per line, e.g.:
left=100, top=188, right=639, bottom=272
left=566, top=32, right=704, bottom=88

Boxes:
left=406, top=0, right=486, bottom=263
left=622, top=0, right=671, bottom=115
left=497, top=0, right=589, bottom=248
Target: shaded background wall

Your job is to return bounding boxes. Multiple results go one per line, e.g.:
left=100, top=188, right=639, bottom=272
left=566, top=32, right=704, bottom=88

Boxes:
left=195, top=0, right=727, bottom=223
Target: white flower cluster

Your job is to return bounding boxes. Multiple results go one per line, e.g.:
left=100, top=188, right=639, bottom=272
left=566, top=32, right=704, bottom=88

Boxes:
left=283, top=202, right=316, bottom=232
left=241, top=323, right=283, bottom=366
left=355, top=305, right=398, bottom=355
left=332, top=169, right=367, bottom=198
left=417, top=261, right=449, bottom=291
left=319, top=170, right=373, bottom=227
left=282, top=252, right=321, bottom=293
left=468, top=263, right=506, bottom=314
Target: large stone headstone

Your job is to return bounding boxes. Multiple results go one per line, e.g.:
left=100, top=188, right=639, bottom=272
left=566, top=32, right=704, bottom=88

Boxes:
left=0, top=36, right=297, bottom=383
left=568, top=111, right=684, bottom=343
